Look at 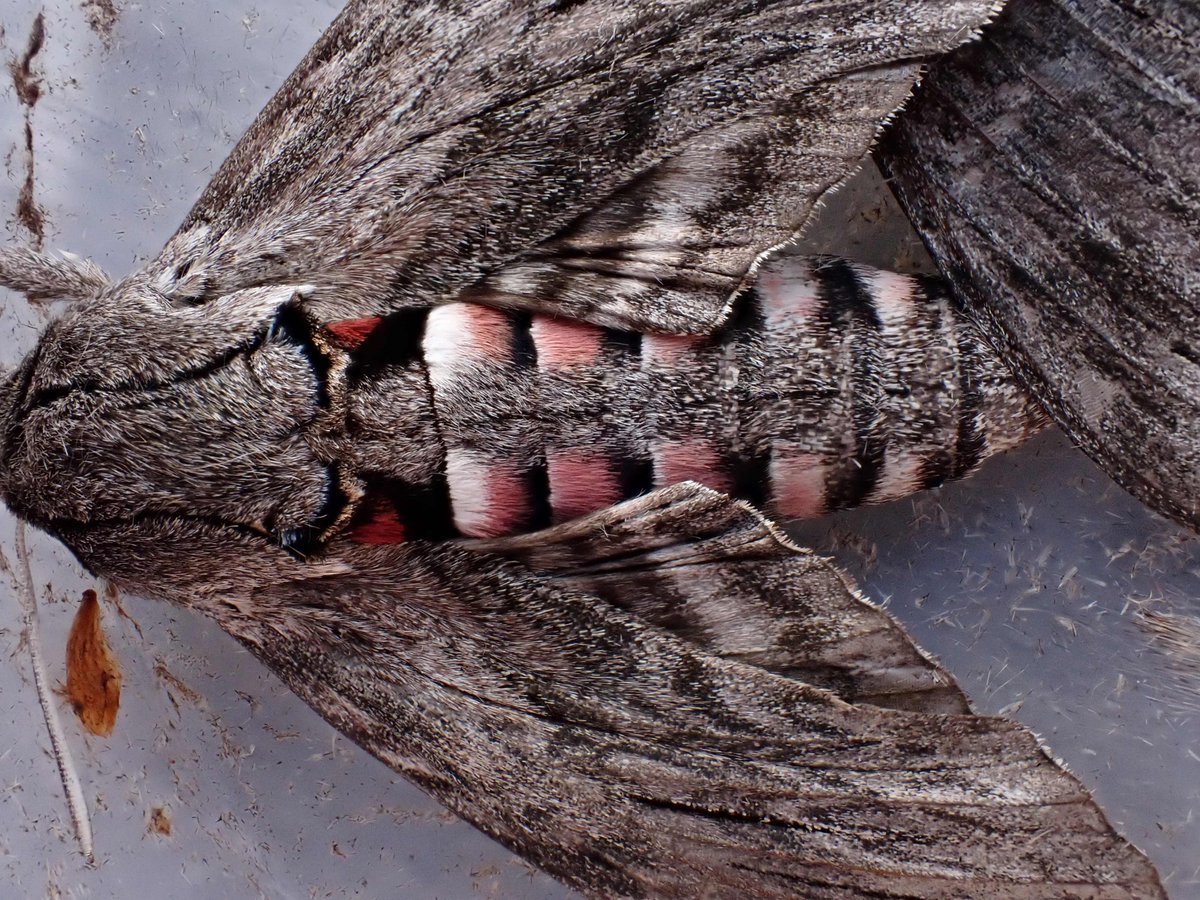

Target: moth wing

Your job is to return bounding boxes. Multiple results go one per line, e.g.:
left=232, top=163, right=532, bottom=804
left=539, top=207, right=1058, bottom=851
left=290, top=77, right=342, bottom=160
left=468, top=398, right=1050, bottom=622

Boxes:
left=453, top=73, right=929, bottom=334
left=223, top=487, right=1162, bottom=897
left=160, top=0, right=1001, bottom=333
left=879, top=0, right=1200, bottom=530
left=475, top=482, right=969, bottom=714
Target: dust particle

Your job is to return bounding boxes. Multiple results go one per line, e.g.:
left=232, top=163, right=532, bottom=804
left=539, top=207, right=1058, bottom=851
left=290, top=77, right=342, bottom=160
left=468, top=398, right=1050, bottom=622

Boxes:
left=149, top=806, right=172, bottom=836
left=153, top=658, right=203, bottom=705
left=8, top=13, right=44, bottom=107
left=9, top=14, right=47, bottom=245
left=81, top=0, right=119, bottom=48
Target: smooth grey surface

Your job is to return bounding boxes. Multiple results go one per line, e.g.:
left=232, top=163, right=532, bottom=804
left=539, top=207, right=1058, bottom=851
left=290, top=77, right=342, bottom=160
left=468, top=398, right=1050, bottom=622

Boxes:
left=0, top=2, right=1196, bottom=898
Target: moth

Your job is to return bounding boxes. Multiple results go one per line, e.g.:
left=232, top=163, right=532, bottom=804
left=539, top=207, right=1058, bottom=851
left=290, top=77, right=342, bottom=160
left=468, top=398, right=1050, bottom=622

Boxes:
left=0, top=0, right=1178, bottom=896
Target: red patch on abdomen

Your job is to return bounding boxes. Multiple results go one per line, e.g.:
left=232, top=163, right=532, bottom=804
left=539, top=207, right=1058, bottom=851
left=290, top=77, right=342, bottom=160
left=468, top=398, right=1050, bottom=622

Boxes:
left=653, top=439, right=731, bottom=493
left=350, top=502, right=407, bottom=544
left=547, top=450, right=620, bottom=522
left=771, top=449, right=828, bottom=520
left=446, top=450, right=529, bottom=538
left=643, top=333, right=704, bottom=365
left=324, top=316, right=384, bottom=350
left=462, top=305, right=513, bottom=361
left=759, top=264, right=821, bottom=327
left=531, top=316, right=603, bottom=369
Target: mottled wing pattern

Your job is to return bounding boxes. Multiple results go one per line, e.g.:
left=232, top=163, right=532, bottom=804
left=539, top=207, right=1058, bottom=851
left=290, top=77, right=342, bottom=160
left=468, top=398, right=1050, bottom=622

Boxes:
left=156, top=0, right=1002, bottom=333
left=475, top=482, right=971, bottom=714
left=218, top=487, right=1163, bottom=899
left=459, top=73, right=933, bottom=332
left=879, top=0, right=1200, bottom=530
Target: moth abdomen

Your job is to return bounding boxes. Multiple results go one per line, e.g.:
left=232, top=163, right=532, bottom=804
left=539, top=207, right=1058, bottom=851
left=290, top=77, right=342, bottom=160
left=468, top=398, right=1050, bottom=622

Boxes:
left=0, top=252, right=1043, bottom=555
left=759, top=256, right=1049, bottom=511
left=667, top=254, right=1047, bottom=520
left=379, top=255, right=1047, bottom=540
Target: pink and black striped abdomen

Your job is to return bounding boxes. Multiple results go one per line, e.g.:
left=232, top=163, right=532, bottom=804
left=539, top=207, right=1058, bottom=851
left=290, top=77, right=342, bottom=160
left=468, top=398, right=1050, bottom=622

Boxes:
left=338, top=254, right=1045, bottom=540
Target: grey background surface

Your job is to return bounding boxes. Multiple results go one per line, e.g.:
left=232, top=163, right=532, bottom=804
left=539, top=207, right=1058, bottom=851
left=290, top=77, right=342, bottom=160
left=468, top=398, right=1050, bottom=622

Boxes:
left=0, top=2, right=1196, bottom=898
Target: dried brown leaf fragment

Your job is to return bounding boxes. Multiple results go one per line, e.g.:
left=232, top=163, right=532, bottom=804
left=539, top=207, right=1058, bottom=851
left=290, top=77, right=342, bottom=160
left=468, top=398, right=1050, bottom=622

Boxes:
left=64, top=588, right=122, bottom=737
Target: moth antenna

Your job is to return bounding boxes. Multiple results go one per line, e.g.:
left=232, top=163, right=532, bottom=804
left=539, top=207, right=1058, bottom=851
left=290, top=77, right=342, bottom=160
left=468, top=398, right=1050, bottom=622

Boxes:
left=0, top=245, right=110, bottom=303
left=14, top=523, right=95, bottom=865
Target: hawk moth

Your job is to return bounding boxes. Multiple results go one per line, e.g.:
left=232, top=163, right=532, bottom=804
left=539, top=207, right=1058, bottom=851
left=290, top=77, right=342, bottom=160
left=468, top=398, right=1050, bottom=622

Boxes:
left=0, top=0, right=1180, bottom=897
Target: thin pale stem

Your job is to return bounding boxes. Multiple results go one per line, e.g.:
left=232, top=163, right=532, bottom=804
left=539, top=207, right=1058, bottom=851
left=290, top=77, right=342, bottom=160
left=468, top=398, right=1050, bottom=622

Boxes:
left=14, top=523, right=95, bottom=864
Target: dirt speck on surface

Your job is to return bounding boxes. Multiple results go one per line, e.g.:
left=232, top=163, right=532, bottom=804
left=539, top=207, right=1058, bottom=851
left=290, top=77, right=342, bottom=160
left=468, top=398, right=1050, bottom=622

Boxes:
left=8, top=13, right=44, bottom=107
left=81, top=0, right=119, bottom=48
left=105, top=580, right=146, bottom=639
left=153, top=657, right=204, bottom=706
left=15, top=131, right=45, bottom=244
left=8, top=14, right=47, bottom=245
left=149, top=806, right=172, bottom=836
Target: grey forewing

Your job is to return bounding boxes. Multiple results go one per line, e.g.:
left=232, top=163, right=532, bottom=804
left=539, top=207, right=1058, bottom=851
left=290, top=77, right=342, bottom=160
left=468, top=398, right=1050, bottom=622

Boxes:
left=153, top=0, right=1006, bottom=333
left=879, top=0, right=1200, bottom=531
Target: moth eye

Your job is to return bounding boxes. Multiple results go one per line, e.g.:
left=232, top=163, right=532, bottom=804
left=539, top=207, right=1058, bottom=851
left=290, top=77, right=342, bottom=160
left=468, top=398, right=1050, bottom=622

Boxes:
left=274, top=525, right=326, bottom=560
left=263, top=304, right=320, bottom=351
left=264, top=472, right=348, bottom=560
left=277, top=528, right=306, bottom=551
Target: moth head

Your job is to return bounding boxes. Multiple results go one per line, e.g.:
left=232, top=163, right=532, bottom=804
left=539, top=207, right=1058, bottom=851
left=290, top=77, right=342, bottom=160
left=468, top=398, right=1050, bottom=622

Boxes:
left=0, top=251, right=340, bottom=573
